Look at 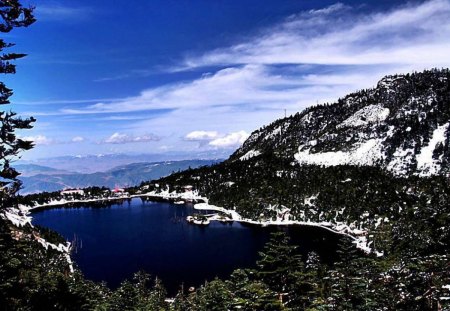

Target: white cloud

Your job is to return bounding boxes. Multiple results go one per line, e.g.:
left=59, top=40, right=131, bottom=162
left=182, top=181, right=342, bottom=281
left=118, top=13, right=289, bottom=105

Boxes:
left=36, top=4, right=92, bottom=21
left=21, top=135, right=55, bottom=146
left=57, top=1, right=450, bottom=119
left=185, top=131, right=219, bottom=141
left=180, top=0, right=450, bottom=69
left=60, top=64, right=350, bottom=118
left=209, top=131, right=249, bottom=148
left=71, top=136, right=85, bottom=142
left=37, top=1, right=450, bottom=157
left=103, top=132, right=160, bottom=144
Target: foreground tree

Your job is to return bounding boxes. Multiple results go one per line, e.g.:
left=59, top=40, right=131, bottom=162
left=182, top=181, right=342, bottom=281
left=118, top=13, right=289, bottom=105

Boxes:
left=0, top=0, right=36, bottom=208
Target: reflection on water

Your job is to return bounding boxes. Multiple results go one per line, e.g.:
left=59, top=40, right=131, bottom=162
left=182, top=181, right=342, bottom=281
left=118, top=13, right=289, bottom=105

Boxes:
left=32, top=198, right=340, bottom=295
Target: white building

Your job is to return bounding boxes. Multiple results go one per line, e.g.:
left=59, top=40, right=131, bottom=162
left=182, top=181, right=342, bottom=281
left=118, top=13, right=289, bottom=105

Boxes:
left=61, top=189, right=84, bottom=196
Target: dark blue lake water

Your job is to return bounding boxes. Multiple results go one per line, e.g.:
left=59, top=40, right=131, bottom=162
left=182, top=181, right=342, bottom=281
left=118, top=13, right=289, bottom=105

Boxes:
left=32, top=198, right=340, bottom=295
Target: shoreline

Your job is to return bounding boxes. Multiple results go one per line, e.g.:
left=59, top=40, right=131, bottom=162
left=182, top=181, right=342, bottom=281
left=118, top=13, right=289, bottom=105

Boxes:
left=19, top=191, right=378, bottom=255
left=191, top=202, right=377, bottom=255
left=20, top=195, right=134, bottom=213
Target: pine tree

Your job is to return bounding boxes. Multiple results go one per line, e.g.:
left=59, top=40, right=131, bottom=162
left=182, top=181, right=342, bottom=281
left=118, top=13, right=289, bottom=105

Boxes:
left=171, top=284, right=190, bottom=311
left=0, top=0, right=36, bottom=209
left=327, top=237, right=369, bottom=310
left=256, top=231, right=304, bottom=294
left=189, top=278, right=232, bottom=311
left=146, top=277, right=168, bottom=310
left=287, top=251, right=326, bottom=310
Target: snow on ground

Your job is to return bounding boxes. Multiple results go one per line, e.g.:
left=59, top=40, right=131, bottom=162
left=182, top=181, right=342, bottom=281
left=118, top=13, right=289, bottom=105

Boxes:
left=193, top=200, right=377, bottom=255
left=304, top=194, right=318, bottom=207
left=0, top=207, right=74, bottom=273
left=416, top=122, right=449, bottom=176
left=386, top=146, right=416, bottom=176
left=36, top=237, right=74, bottom=273
left=264, top=126, right=281, bottom=140
left=239, top=149, right=262, bottom=161
left=245, top=131, right=263, bottom=144
left=338, top=104, right=390, bottom=129
left=0, top=208, right=32, bottom=227
left=300, top=112, right=314, bottom=124
left=140, top=187, right=208, bottom=204
left=9, top=186, right=383, bottom=268
left=294, top=139, right=385, bottom=167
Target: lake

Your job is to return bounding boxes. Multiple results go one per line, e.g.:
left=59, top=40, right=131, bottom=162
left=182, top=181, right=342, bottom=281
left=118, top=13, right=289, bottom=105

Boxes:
left=31, top=198, right=340, bottom=295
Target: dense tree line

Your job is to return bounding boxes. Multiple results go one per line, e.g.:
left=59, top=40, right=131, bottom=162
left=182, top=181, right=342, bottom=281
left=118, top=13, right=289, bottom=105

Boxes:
left=18, top=186, right=114, bottom=207
left=1, top=219, right=449, bottom=310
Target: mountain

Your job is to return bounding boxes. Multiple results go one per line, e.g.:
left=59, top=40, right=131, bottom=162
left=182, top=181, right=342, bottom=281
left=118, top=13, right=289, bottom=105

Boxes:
left=19, top=160, right=219, bottom=194
left=141, top=69, right=450, bottom=257
left=19, top=153, right=228, bottom=174
left=14, top=164, right=71, bottom=177
left=231, top=68, right=450, bottom=176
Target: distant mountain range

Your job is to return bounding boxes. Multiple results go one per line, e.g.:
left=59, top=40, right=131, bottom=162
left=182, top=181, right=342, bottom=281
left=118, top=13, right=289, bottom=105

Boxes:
left=18, top=160, right=219, bottom=194
left=18, top=153, right=228, bottom=174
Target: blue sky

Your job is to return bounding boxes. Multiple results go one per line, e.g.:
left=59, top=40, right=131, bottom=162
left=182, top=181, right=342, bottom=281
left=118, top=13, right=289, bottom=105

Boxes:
left=6, top=0, right=450, bottom=160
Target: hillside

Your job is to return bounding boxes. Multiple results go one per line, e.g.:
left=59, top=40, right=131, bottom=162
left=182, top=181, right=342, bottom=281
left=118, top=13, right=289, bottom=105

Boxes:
left=232, top=69, right=450, bottom=176
left=19, top=160, right=219, bottom=194
left=14, top=164, right=71, bottom=177
left=140, top=69, right=450, bottom=258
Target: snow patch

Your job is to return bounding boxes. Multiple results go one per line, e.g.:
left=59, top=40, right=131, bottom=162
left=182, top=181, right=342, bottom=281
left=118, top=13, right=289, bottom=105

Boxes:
left=0, top=209, right=32, bottom=227
left=416, top=122, right=449, bottom=176
left=304, top=194, right=318, bottom=207
left=36, top=238, right=74, bottom=273
left=239, top=149, right=262, bottom=161
left=294, top=139, right=385, bottom=167
left=0, top=207, right=74, bottom=273
left=264, top=126, right=281, bottom=140
left=300, top=112, right=314, bottom=124
left=338, top=104, right=390, bottom=129
left=386, top=146, right=416, bottom=176
left=192, top=199, right=378, bottom=255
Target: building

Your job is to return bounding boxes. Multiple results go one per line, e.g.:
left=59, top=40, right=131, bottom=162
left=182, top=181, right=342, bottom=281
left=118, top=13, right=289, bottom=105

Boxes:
left=61, top=189, right=84, bottom=196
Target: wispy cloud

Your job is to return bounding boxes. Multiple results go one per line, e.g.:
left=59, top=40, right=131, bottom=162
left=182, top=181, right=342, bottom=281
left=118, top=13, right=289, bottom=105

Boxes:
left=57, top=1, right=450, bottom=117
left=59, top=64, right=347, bottom=115
left=179, top=0, right=450, bottom=69
left=17, top=97, right=128, bottom=106
left=71, top=136, right=85, bottom=143
left=29, top=1, right=450, bottom=157
left=102, top=132, right=161, bottom=144
left=20, top=135, right=55, bottom=146
left=94, top=69, right=155, bottom=82
left=36, top=3, right=93, bottom=22
left=19, top=134, right=88, bottom=145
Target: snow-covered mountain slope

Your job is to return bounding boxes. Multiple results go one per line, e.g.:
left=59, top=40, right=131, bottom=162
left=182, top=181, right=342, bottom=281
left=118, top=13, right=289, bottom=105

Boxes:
left=231, top=69, right=450, bottom=176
